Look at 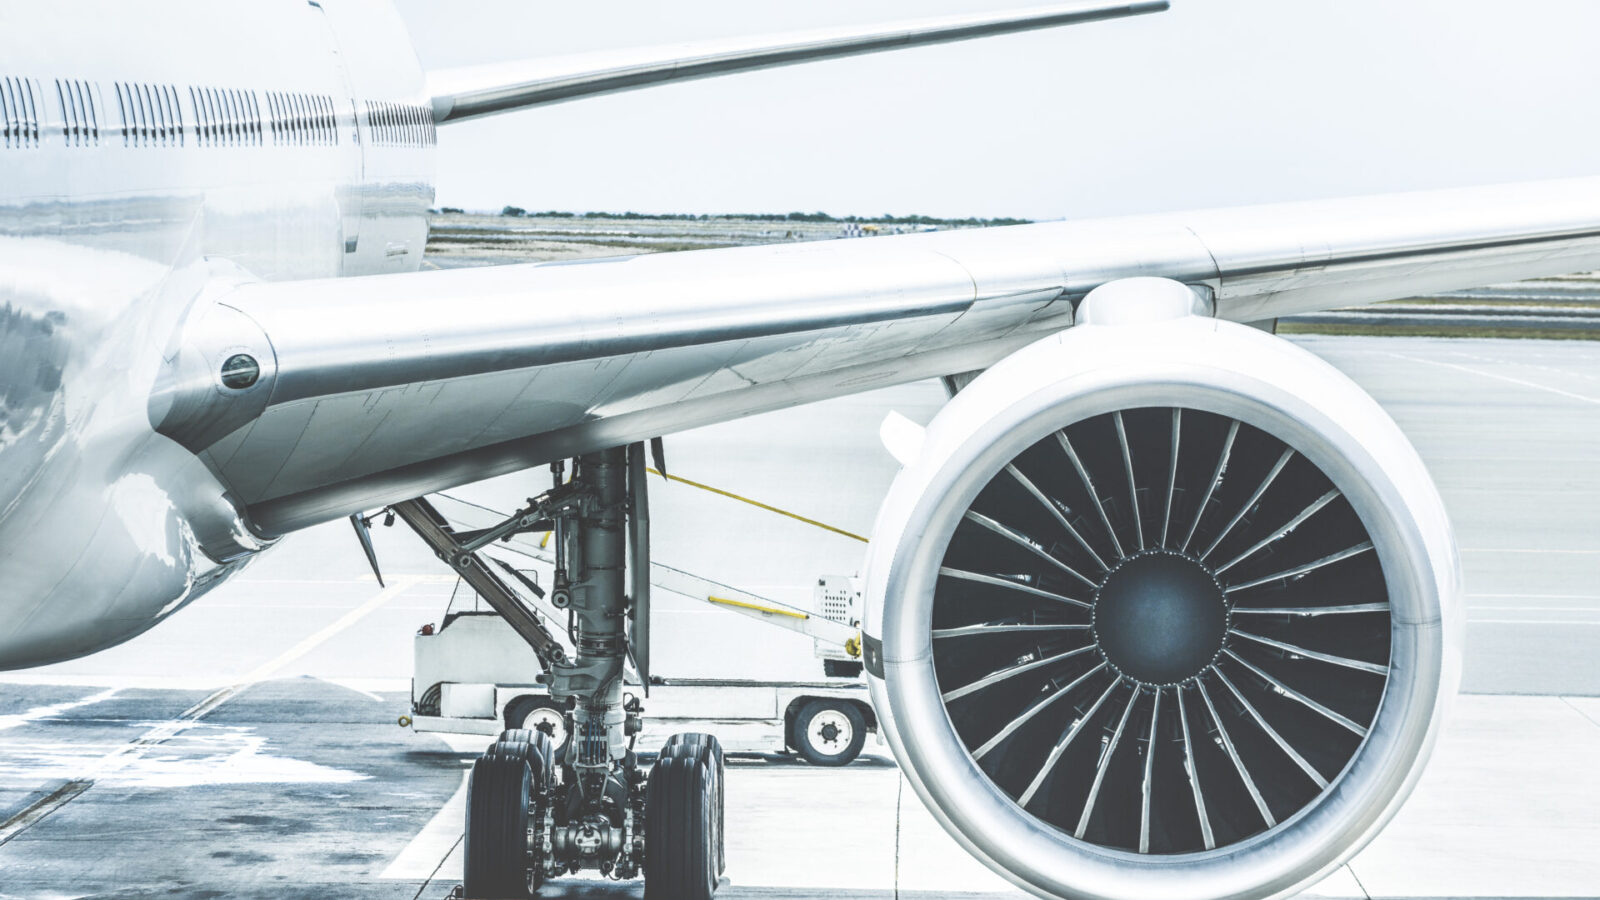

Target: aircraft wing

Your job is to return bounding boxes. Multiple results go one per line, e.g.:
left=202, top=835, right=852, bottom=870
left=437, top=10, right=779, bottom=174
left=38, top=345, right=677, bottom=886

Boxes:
left=157, top=176, right=1600, bottom=536
left=426, top=1, right=1167, bottom=122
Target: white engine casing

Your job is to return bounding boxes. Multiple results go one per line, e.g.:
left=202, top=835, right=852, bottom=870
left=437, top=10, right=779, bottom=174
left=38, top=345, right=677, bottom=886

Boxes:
left=863, top=290, right=1460, bottom=900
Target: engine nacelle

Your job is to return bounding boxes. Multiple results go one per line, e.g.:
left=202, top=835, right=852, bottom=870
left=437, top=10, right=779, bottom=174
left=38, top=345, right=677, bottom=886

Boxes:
left=863, top=279, right=1460, bottom=900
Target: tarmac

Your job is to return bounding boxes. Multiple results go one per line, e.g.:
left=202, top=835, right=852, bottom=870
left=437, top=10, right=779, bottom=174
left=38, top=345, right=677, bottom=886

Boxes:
left=1, top=334, right=1598, bottom=898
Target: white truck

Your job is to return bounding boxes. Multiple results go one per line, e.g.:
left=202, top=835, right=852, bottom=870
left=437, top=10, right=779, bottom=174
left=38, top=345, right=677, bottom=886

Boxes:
left=403, top=493, right=876, bottom=765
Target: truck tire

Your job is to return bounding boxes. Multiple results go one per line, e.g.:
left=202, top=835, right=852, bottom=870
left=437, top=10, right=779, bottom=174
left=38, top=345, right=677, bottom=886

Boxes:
left=504, top=695, right=570, bottom=759
left=464, top=754, right=534, bottom=899
left=792, top=699, right=866, bottom=767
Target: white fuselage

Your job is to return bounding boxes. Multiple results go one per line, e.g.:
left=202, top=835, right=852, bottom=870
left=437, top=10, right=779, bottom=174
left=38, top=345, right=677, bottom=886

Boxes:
left=0, top=0, right=434, bottom=667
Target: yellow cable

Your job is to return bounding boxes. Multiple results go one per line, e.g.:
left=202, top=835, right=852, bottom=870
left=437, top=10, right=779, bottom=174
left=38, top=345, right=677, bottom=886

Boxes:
left=646, top=468, right=868, bottom=543
left=707, top=595, right=810, bottom=619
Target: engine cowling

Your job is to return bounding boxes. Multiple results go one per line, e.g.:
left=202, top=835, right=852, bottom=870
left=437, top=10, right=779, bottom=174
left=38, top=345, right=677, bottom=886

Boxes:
left=863, top=279, right=1460, bottom=900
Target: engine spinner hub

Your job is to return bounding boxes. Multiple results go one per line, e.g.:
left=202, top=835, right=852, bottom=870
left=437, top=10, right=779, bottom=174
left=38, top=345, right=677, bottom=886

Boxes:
left=1092, top=549, right=1227, bottom=686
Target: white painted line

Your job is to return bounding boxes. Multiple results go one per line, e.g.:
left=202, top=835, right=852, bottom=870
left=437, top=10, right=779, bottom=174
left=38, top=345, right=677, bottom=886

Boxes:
left=1470, top=606, right=1600, bottom=612
left=0, top=687, right=119, bottom=733
left=0, top=579, right=417, bottom=842
left=1460, top=547, right=1600, bottom=555
left=239, top=578, right=420, bottom=684
left=203, top=603, right=400, bottom=610
left=1468, top=619, right=1600, bottom=626
left=1471, top=593, right=1600, bottom=600
left=381, top=769, right=470, bottom=880
left=1387, top=351, right=1600, bottom=406
left=217, top=577, right=387, bottom=586
left=318, top=678, right=387, bottom=703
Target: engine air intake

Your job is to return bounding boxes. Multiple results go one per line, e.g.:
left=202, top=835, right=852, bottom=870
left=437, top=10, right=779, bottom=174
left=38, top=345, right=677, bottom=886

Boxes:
left=864, top=310, right=1457, bottom=900
left=934, top=407, right=1389, bottom=855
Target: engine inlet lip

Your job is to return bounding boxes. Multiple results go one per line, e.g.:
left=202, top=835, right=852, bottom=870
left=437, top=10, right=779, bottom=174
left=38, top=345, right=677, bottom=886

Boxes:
left=866, top=320, right=1454, bottom=900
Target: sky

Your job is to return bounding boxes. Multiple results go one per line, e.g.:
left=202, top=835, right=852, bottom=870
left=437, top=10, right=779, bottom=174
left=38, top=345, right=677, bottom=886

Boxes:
left=393, top=0, right=1600, bottom=221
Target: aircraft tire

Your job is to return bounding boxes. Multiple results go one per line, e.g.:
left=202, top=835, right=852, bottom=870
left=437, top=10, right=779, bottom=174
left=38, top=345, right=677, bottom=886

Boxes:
left=661, top=733, right=726, bottom=874
left=464, top=753, right=534, bottom=899
left=495, top=731, right=556, bottom=786
left=645, top=754, right=717, bottom=899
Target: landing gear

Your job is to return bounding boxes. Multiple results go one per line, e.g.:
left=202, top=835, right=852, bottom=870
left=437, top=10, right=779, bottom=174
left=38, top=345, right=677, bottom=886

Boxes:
left=462, top=728, right=726, bottom=899
left=399, top=444, right=724, bottom=897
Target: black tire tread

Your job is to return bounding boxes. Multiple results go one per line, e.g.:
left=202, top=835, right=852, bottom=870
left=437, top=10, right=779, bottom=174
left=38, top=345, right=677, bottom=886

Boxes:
left=464, top=755, right=532, bottom=899
left=646, top=746, right=718, bottom=899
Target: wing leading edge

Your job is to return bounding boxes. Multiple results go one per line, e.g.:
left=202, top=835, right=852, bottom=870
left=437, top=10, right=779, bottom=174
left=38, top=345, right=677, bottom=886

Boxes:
left=166, top=176, right=1600, bottom=535
left=426, top=1, right=1168, bottom=123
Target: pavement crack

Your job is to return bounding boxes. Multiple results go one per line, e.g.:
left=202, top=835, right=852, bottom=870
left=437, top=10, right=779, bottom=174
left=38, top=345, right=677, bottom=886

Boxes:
left=1560, top=695, right=1600, bottom=730
left=0, top=681, right=257, bottom=845
left=0, top=779, right=93, bottom=846
left=1346, top=864, right=1373, bottom=900
left=893, top=774, right=904, bottom=900
left=412, top=834, right=462, bottom=900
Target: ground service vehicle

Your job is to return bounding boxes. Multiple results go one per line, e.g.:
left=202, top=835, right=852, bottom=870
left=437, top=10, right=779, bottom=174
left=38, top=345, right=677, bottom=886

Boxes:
left=407, top=570, right=875, bottom=766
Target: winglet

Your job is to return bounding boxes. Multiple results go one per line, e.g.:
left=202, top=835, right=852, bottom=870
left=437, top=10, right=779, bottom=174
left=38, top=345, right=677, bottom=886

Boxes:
left=429, top=1, right=1169, bottom=123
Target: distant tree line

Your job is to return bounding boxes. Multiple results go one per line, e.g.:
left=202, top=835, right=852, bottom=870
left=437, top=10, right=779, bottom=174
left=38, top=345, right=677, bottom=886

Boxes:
left=483, top=205, right=1029, bottom=227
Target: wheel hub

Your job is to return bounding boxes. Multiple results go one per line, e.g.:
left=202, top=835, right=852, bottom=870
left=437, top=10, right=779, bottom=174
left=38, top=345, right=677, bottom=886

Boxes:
left=1092, top=549, right=1227, bottom=685
left=809, top=710, right=854, bottom=750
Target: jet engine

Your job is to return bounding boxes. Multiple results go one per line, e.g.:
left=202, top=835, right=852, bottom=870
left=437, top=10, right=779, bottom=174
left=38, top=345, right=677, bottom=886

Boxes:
left=863, top=279, right=1460, bottom=900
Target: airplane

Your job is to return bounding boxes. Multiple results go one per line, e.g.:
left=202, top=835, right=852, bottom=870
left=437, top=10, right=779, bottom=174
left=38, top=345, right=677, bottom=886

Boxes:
left=2, top=1, right=1597, bottom=898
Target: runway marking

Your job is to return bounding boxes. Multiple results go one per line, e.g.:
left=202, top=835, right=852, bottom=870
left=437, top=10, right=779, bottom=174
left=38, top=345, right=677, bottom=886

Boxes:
left=1472, top=593, right=1600, bottom=600
left=238, top=577, right=420, bottom=684
left=220, top=574, right=459, bottom=588
left=0, top=687, right=119, bottom=733
left=1463, top=547, right=1600, bottom=553
left=220, top=577, right=392, bottom=586
left=319, top=678, right=388, bottom=702
left=1468, top=619, right=1600, bottom=626
left=0, top=579, right=417, bottom=845
left=381, top=769, right=471, bottom=880
left=1470, top=606, right=1600, bottom=612
left=0, top=780, right=93, bottom=846
left=1386, top=351, right=1600, bottom=406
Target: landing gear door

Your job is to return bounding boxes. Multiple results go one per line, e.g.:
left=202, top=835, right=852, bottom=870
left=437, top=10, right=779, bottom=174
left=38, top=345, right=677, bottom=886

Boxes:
left=628, top=443, right=651, bottom=695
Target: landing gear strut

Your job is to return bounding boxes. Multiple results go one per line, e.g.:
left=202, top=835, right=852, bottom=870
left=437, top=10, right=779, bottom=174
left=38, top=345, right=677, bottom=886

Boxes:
left=395, top=444, right=724, bottom=898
